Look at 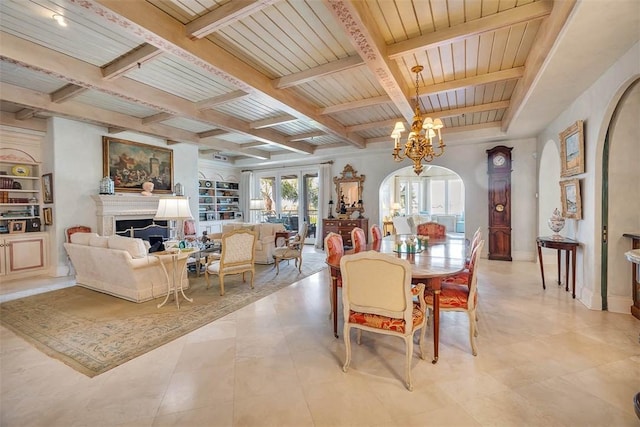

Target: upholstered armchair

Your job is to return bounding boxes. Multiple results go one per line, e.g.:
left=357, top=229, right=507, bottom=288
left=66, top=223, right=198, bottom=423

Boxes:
left=426, top=240, right=485, bottom=356
left=416, top=221, right=446, bottom=238
left=205, top=229, right=257, bottom=296
left=340, top=251, right=427, bottom=391
left=350, top=227, right=367, bottom=252
left=273, top=222, right=308, bottom=274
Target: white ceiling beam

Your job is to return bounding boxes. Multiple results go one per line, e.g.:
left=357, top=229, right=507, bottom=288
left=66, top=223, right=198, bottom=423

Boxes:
left=387, top=1, right=553, bottom=59
left=319, top=95, right=392, bottom=115
left=142, top=112, right=174, bottom=124
left=419, top=68, right=525, bottom=98
left=287, top=131, right=325, bottom=142
left=108, top=127, right=126, bottom=134
left=365, top=121, right=503, bottom=144
left=196, top=90, right=250, bottom=110
left=1, top=82, right=199, bottom=141
left=15, top=108, right=39, bottom=120
left=1, top=31, right=314, bottom=154
left=186, top=0, right=277, bottom=39
left=249, top=114, right=297, bottom=129
left=324, top=0, right=413, bottom=121
left=50, top=84, right=87, bottom=103
left=0, top=111, right=47, bottom=132
left=197, top=129, right=228, bottom=138
left=241, top=141, right=271, bottom=148
left=101, top=43, right=162, bottom=80
left=273, top=56, right=364, bottom=89
left=198, top=136, right=271, bottom=160
left=90, top=0, right=364, bottom=148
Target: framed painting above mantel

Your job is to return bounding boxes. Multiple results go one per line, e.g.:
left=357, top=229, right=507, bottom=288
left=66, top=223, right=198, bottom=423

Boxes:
left=102, top=137, right=173, bottom=194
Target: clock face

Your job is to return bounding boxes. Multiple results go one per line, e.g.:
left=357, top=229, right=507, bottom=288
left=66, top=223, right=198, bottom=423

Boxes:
left=493, top=154, right=506, bottom=167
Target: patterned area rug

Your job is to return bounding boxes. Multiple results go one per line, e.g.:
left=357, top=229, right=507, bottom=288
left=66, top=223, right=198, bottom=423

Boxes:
left=0, top=249, right=327, bottom=377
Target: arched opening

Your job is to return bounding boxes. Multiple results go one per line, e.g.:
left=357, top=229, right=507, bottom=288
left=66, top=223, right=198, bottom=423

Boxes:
left=379, top=165, right=465, bottom=237
left=538, top=140, right=562, bottom=236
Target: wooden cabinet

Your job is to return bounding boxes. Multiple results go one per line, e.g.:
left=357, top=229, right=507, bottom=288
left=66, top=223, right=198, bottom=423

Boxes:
left=323, top=218, right=369, bottom=248
left=487, top=146, right=513, bottom=261
left=0, top=233, right=48, bottom=278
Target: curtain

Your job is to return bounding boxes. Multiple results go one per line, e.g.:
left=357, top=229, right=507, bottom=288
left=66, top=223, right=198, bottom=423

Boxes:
left=240, top=171, right=252, bottom=222
left=315, top=163, right=332, bottom=249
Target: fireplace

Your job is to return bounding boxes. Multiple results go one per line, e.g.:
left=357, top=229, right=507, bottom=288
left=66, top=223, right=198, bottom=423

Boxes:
left=92, top=195, right=162, bottom=236
left=115, top=219, right=169, bottom=240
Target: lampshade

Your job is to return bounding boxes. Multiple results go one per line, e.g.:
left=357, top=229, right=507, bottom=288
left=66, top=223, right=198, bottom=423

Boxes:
left=154, top=197, right=193, bottom=220
left=250, top=198, right=265, bottom=210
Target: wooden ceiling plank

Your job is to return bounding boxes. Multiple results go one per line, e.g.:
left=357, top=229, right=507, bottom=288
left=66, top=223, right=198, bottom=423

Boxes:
left=273, top=56, right=364, bottom=89
left=142, top=112, right=174, bottom=124
left=287, top=131, right=325, bottom=142
left=387, top=0, right=553, bottom=59
left=186, top=1, right=277, bottom=39
left=0, top=111, right=47, bottom=132
left=249, top=114, right=297, bottom=129
left=319, top=94, right=392, bottom=114
left=88, top=0, right=364, bottom=148
left=502, top=0, right=577, bottom=131
left=101, top=43, right=163, bottom=80
left=50, top=84, right=87, bottom=103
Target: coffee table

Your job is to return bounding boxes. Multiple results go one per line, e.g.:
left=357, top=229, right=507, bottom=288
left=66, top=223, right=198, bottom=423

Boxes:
left=187, top=243, right=221, bottom=276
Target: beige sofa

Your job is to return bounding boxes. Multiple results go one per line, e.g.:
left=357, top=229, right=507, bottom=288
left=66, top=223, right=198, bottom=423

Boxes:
left=209, top=222, right=286, bottom=264
left=64, top=233, right=188, bottom=303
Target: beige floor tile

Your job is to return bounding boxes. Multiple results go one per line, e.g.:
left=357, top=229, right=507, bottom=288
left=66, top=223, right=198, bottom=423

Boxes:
left=153, top=399, right=233, bottom=427
left=233, top=388, right=314, bottom=427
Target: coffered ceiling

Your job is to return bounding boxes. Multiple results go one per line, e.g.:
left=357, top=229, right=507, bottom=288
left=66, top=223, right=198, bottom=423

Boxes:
left=0, top=0, right=638, bottom=166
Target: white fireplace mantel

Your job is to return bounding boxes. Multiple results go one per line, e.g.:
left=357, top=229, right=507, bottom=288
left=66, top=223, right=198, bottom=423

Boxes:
left=92, top=194, right=160, bottom=235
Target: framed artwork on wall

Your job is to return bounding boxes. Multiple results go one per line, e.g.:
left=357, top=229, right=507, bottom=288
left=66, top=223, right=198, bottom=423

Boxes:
left=42, top=173, right=53, bottom=204
left=559, top=120, right=585, bottom=177
left=560, top=179, right=582, bottom=220
left=102, top=136, right=173, bottom=194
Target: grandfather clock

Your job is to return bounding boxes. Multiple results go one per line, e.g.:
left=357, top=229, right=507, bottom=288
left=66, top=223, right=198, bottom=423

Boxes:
left=487, top=146, right=513, bottom=261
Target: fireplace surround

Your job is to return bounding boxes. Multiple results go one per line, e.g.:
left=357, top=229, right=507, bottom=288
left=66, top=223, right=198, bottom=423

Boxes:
left=92, top=195, right=161, bottom=236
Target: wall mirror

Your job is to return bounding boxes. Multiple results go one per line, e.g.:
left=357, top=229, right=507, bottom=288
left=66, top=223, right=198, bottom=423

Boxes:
left=333, top=164, right=365, bottom=216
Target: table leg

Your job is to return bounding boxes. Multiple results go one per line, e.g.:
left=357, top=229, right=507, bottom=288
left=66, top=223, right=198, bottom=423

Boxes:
left=557, top=249, right=562, bottom=286
left=537, top=243, right=546, bottom=290
left=564, top=249, right=570, bottom=292
left=432, top=288, right=440, bottom=364
left=571, top=247, right=576, bottom=298
left=156, top=260, right=172, bottom=309
left=332, top=276, right=338, bottom=338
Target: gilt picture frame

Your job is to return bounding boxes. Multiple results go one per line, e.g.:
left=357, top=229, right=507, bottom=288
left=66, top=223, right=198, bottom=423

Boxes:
left=42, top=173, right=53, bottom=204
left=559, top=120, right=585, bottom=177
left=9, top=220, right=26, bottom=234
left=560, top=179, right=582, bottom=220
left=43, top=207, right=53, bottom=225
left=102, top=136, right=173, bottom=194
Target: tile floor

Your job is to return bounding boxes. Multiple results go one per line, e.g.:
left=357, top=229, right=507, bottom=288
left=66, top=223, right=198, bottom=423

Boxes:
left=1, top=255, right=639, bottom=426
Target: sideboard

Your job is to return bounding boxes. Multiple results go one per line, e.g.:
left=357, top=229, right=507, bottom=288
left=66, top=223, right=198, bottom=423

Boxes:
left=323, top=218, right=368, bottom=248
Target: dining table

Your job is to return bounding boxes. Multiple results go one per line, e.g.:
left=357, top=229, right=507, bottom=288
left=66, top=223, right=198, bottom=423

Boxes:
left=326, top=234, right=466, bottom=363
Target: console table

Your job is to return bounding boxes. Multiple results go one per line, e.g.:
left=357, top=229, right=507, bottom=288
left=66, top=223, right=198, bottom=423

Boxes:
left=623, top=233, right=640, bottom=320
left=536, top=236, right=579, bottom=298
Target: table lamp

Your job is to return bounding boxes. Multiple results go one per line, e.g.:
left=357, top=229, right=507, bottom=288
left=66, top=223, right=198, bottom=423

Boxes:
left=154, top=196, right=194, bottom=241
left=328, top=200, right=334, bottom=219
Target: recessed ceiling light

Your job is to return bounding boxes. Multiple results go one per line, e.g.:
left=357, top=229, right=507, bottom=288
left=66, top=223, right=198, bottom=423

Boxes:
left=52, top=14, right=67, bottom=27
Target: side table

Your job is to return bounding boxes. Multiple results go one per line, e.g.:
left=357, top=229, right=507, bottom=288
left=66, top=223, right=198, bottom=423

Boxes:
left=153, top=250, right=193, bottom=309
left=536, top=236, right=579, bottom=298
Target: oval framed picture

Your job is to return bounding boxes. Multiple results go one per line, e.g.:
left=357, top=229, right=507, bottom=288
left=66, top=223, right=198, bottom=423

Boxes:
left=11, top=165, right=30, bottom=176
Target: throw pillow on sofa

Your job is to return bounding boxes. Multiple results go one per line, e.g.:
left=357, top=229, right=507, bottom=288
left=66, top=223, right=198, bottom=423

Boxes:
left=89, top=235, right=109, bottom=248
left=70, top=232, right=98, bottom=245
left=107, top=235, right=148, bottom=259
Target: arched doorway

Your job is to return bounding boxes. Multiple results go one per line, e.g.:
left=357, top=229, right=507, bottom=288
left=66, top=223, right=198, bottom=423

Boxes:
left=379, top=165, right=465, bottom=236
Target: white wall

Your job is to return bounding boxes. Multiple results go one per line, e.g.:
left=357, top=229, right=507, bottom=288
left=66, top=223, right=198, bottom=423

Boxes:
left=536, top=41, right=640, bottom=311
left=49, top=118, right=199, bottom=276
left=327, top=137, right=538, bottom=261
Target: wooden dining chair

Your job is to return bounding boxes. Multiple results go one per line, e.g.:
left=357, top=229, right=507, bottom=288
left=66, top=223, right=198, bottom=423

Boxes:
left=273, top=222, right=308, bottom=274
left=350, top=227, right=367, bottom=252
left=426, top=240, right=485, bottom=356
left=324, top=232, right=344, bottom=319
left=416, top=221, right=446, bottom=238
left=370, top=224, right=383, bottom=242
left=340, top=251, right=427, bottom=391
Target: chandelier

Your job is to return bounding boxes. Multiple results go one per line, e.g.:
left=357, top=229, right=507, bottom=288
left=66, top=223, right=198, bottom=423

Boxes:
left=391, top=65, right=445, bottom=175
